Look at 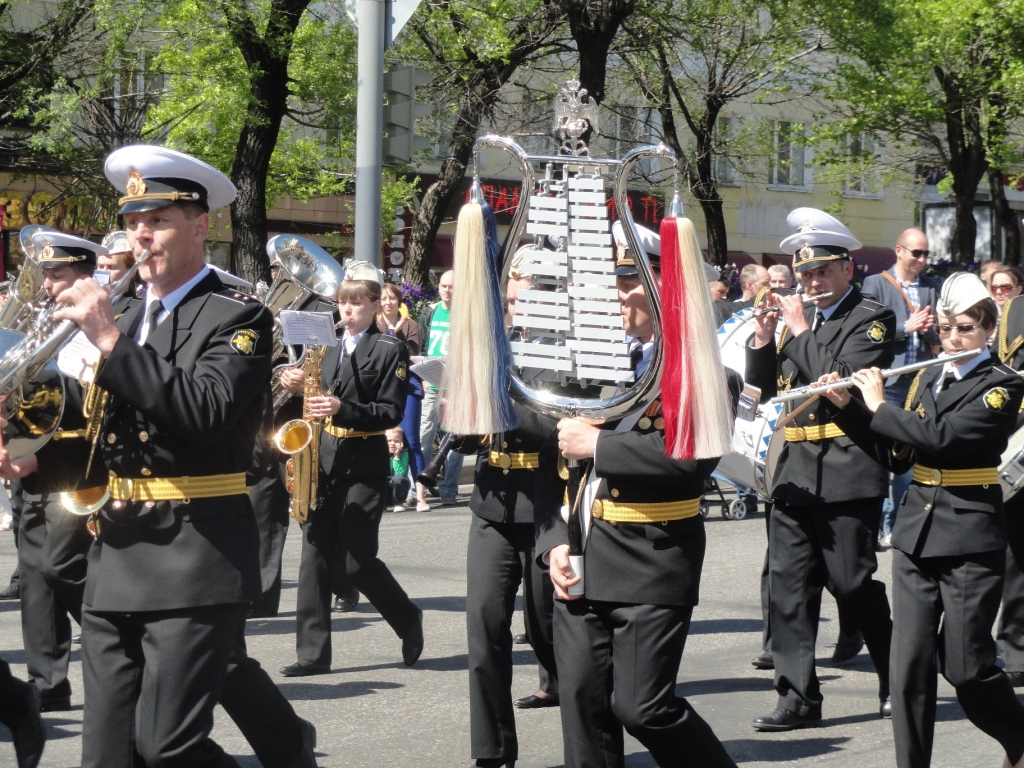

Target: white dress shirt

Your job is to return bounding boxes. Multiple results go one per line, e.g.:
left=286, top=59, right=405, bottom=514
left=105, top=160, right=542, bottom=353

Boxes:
left=136, top=265, right=211, bottom=346
left=931, top=347, right=989, bottom=399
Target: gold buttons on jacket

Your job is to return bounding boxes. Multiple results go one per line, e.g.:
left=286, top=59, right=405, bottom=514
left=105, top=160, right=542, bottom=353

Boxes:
left=502, top=441, right=508, bottom=449
left=106, top=433, right=116, bottom=444
left=924, top=503, right=932, bottom=512
left=654, top=417, right=665, bottom=430
left=139, top=431, right=149, bottom=442
left=808, top=413, right=816, bottom=421
left=140, top=468, right=152, bottom=476
left=611, top=488, right=620, bottom=498
left=638, top=417, right=652, bottom=430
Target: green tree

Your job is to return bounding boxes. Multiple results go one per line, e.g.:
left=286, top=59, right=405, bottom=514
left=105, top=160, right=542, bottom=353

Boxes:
left=394, top=0, right=566, bottom=286
left=807, top=0, right=1024, bottom=263
left=620, top=0, right=822, bottom=264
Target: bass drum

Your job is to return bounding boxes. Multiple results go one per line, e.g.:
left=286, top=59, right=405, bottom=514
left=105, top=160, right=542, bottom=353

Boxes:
left=713, top=308, right=783, bottom=500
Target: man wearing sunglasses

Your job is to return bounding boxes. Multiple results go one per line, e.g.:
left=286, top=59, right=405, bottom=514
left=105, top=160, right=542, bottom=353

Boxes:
left=862, top=229, right=941, bottom=546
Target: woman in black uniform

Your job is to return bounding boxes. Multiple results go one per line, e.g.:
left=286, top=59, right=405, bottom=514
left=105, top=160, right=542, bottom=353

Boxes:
left=822, top=272, right=1024, bottom=768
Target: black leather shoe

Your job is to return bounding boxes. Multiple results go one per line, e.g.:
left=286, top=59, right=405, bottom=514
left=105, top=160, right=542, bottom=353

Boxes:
left=288, top=718, right=317, bottom=768
left=333, top=589, right=360, bottom=613
left=831, top=631, right=864, bottom=665
left=402, top=608, right=424, bottom=667
left=39, top=696, right=70, bottom=713
left=0, top=583, right=19, bottom=600
left=475, top=759, right=514, bottom=768
left=752, top=707, right=822, bottom=731
left=879, top=697, right=892, bottom=718
left=1006, top=670, right=1024, bottom=688
left=514, top=693, right=559, bottom=709
left=513, top=633, right=528, bottom=645
left=751, top=649, right=774, bottom=670
left=12, top=684, right=45, bottom=768
left=247, top=604, right=278, bottom=619
left=279, top=660, right=331, bottom=677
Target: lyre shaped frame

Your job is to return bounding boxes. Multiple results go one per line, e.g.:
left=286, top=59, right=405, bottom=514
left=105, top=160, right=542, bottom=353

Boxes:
left=475, top=132, right=676, bottom=422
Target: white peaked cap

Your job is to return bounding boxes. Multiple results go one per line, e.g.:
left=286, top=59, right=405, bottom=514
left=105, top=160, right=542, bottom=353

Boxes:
left=937, top=272, right=992, bottom=317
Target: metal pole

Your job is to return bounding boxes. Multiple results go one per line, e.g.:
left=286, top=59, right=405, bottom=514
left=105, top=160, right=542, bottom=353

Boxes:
left=354, top=0, right=386, bottom=268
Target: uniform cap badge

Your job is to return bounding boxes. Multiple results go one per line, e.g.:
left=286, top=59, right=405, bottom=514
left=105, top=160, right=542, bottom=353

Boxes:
left=126, top=169, right=147, bottom=197
left=984, top=386, right=1010, bottom=411
left=231, top=329, right=258, bottom=355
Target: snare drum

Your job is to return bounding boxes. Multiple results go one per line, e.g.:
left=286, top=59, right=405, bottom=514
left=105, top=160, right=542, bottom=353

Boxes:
left=714, top=308, right=784, bottom=500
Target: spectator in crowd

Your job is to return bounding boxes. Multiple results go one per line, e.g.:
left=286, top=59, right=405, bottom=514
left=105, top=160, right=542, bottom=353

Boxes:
left=386, top=427, right=413, bottom=514
left=980, top=258, right=1003, bottom=289
left=377, top=282, right=429, bottom=512
left=418, top=270, right=463, bottom=505
left=990, top=266, right=1024, bottom=312
left=708, top=281, right=729, bottom=301
left=861, top=228, right=939, bottom=546
left=768, top=264, right=793, bottom=290
left=739, top=264, right=770, bottom=302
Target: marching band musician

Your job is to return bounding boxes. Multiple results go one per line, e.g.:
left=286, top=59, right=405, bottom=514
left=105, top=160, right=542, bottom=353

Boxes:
left=820, top=273, right=1024, bottom=768
left=994, top=291, right=1024, bottom=690
left=99, top=230, right=142, bottom=306
left=0, top=145, right=315, bottom=768
left=745, top=208, right=896, bottom=730
left=462, top=395, right=559, bottom=768
left=13, top=233, right=107, bottom=714
left=279, top=261, right=424, bottom=677
left=538, top=224, right=740, bottom=768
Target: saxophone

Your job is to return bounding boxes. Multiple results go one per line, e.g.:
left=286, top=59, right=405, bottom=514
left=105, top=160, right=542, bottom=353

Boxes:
left=273, top=344, right=327, bottom=523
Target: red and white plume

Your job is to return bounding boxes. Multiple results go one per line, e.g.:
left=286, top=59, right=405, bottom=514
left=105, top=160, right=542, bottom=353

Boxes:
left=658, top=216, right=733, bottom=460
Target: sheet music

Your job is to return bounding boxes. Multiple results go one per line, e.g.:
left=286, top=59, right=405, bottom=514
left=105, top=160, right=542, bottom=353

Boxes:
left=57, top=331, right=102, bottom=383
left=411, top=357, right=445, bottom=387
left=278, top=311, right=339, bottom=347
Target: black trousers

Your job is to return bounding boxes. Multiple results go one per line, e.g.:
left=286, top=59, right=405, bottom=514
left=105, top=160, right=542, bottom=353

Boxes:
left=220, top=621, right=305, bottom=768
left=769, top=498, right=892, bottom=714
left=466, top=515, right=558, bottom=762
left=18, top=499, right=89, bottom=701
left=998, top=499, right=1024, bottom=673
left=296, top=478, right=419, bottom=666
left=248, top=472, right=290, bottom=615
left=0, top=656, right=31, bottom=732
left=891, top=548, right=1024, bottom=768
left=81, top=603, right=246, bottom=768
left=554, top=599, right=737, bottom=768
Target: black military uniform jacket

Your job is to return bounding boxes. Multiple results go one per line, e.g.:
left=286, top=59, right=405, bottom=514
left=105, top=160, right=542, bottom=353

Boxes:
left=997, top=296, right=1024, bottom=431
left=318, top=323, right=407, bottom=482
left=469, top=402, right=555, bottom=526
left=745, top=287, right=896, bottom=506
left=35, top=271, right=273, bottom=612
left=834, top=356, right=1023, bottom=558
left=536, top=401, right=718, bottom=607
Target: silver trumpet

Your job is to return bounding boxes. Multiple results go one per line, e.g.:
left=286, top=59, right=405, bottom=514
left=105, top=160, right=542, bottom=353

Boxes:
left=0, top=250, right=151, bottom=460
left=769, top=348, right=981, bottom=404
left=750, top=292, right=833, bottom=317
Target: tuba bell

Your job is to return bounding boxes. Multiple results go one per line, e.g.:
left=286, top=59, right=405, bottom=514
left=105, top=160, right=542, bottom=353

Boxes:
left=262, top=235, right=345, bottom=412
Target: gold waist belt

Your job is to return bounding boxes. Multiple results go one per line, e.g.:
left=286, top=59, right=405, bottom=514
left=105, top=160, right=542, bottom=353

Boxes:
left=784, top=423, right=846, bottom=442
left=107, top=472, right=249, bottom=502
left=323, top=425, right=386, bottom=439
left=592, top=498, right=701, bottom=524
left=488, top=451, right=540, bottom=470
left=912, top=465, right=999, bottom=488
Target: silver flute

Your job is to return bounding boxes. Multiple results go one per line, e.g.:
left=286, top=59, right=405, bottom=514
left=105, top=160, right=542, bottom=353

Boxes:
left=751, top=292, right=833, bottom=317
left=769, top=348, right=982, bottom=404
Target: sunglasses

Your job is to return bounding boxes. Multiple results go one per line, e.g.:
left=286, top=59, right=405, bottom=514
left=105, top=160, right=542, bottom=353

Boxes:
left=897, top=246, right=930, bottom=259
left=937, top=323, right=982, bottom=335
left=991, top=283, right=1017, bottom=293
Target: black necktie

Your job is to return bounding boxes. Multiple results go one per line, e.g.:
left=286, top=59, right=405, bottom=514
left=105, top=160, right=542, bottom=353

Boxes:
left=812, top=311, right=823, bottom=333
left=630, top=345, right=643, bottom=371
left=145, top=299, right=164, bottom=339
left=937, top=371, right=955, bottom=394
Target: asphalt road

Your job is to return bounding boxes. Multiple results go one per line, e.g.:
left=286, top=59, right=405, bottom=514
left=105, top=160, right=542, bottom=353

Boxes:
left=0, top=491, right=1019, bottom=767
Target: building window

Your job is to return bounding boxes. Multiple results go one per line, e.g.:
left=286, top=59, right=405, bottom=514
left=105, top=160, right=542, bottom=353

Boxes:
left=770, top=121, right=805, bottom=187
left=845, top=133, right=882, bottom=197
left=714, top=117, right=738, bottom=185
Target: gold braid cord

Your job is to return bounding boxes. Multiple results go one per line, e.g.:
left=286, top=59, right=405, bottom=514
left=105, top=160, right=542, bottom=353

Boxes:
left=999, top=296, right=1024, bottom=366
left=891, top=368, right=927, bottom=461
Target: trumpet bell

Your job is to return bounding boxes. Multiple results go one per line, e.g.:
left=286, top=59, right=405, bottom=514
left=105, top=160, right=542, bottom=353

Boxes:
left=0, top=329, right=66, bottom=460
left=60, top=486, right=109, bottom=516
left=274, top=419, right=313, bottom=455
